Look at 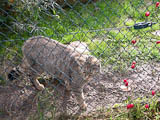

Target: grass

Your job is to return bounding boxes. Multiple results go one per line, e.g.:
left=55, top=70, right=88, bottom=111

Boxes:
left=1, top=0, right=160, bottom=72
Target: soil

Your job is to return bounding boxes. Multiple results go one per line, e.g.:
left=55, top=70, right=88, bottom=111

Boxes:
left=50, top=62, right=160, bottom=117
left=0, top=60, right=160, bottom=119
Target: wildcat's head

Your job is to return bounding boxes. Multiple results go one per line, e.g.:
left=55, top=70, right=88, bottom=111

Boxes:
left=77, top=55, right=101, bottom=81
left=86, top=55, right=100, bottom=74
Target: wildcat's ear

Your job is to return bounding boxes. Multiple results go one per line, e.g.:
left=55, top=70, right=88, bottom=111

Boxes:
left=87, top=55, right=98, bottom=63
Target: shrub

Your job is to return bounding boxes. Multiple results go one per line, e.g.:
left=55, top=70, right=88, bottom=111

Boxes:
left=0, top=0, right=15, bottom=31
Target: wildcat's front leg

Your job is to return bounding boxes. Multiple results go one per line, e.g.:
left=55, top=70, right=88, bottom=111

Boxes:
left=32, top=78, right=45, bottom=90
left=27, top=66, right=45, bottom=91
left=72, top=86, right=87, bottom=110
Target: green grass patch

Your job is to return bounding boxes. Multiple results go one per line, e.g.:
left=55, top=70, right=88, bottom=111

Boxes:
left=0, top=0, right=160, bottom=72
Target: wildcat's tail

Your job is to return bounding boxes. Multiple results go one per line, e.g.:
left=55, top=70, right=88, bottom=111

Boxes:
left=7, top=66, right=22, bottom=81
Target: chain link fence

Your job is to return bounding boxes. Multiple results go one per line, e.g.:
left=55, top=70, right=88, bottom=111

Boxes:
left=0, top=0, right=160, bottom=119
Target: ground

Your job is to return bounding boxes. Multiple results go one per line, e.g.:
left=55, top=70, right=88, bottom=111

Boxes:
left=0, top=49, right=160, bottom=119
left=45, top=62, right=160, bottom=119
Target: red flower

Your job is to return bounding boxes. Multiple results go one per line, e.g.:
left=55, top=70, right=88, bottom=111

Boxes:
left=145, top=11, right=150, bottom=17
left=127, top=104, right=130, bottom=109
left=152, top=91, right=155, bottom=96
left=156, top=41, right=160, bottom=44
left=130, top=104, right=134, bottom=108
left=132, top=61, right=136, bottom=65
left=123, top=79, right=128, bottom=83
left=156, top=2, right=160, bottom=7
left=145, top=104, right=149, bottom=109
left=131, top=64, right=135, bottom=69
left=127, top=104, right=134, bottom=109
left=125, top=81, right=128, bottom=86
left=131, top=40, right=136, bottom=44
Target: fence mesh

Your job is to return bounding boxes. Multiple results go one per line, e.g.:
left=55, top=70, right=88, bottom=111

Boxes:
left=0, top=0, right=160, bottom=119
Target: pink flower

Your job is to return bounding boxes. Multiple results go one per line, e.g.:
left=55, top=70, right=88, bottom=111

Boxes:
left=125, top=81, right=128, bottom=86
left=152, top=91, right=155, bottom=96
left=131, top=64, right=135, bottom=69
left=145, top=11, right=150, bottom=17
left=131, top=40, right=136, bottom=44
left=145, top=104, right=149, bottom=109
left=123, top=79, right=128, bottom=83
left=132, top=61, right=136, bottom=65
left=127, top=104, right=134, bottom=109
left=156, top=2, right=160, bottom=7
left=156, top=41, right=160, bottom=44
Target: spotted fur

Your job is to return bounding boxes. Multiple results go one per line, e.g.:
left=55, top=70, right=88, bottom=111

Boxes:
left=8, top=36, right=100, bottom=110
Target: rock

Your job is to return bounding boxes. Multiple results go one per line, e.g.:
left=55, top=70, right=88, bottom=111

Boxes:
left=152, top=30, right=160, bottom=36
left=45, top=112, right=52, bottom=118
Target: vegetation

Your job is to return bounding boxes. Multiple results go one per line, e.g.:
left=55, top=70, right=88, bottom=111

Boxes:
left=77, top=90, right=160, bottom=120
left=0, top=0, right=160, bottom=72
